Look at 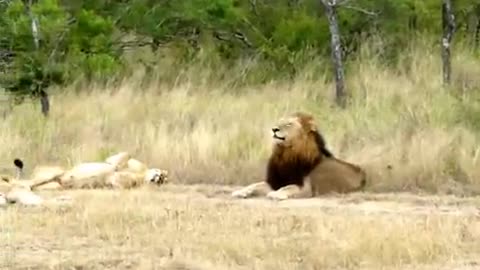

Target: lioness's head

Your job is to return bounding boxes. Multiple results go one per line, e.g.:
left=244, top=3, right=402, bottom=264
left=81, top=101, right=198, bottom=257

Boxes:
left=144, top=168, right=169, bottom=185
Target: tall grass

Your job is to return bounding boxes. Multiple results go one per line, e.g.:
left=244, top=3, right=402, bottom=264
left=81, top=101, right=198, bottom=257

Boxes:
left=1, top=39, right=480, bottom=195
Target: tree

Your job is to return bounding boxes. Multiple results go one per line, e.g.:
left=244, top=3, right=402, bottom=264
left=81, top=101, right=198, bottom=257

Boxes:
left=321, top=0, right=346, bottom=108
left=1, top=0, right=480, bottom=105
left=320, top=0, right=378, bottom=108
left=441, top=0, right=455, bottom=85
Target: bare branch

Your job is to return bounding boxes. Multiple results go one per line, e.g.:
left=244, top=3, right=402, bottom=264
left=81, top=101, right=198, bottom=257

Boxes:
left=322, top=0, right=350, bottom=6
left=248, top=0, right=258, bottom=16
left=234, top=31, right=253, bottom=48
left=335, top=0, right=351, bottom=5
left=341, top=5, right=379, bottom=16
left=213, top=30, right=253, bottom=48
left=116, top=40, right=158, bottom=50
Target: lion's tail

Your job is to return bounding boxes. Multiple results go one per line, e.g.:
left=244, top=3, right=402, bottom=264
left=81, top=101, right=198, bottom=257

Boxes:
left=358, top=170, right=367, bottom=191
left=360, top=177, right=367, bottom=189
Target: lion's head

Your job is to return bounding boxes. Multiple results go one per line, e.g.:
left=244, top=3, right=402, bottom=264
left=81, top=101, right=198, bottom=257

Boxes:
left=144, top=168, right=169, bottom=185
left=266, top=112, right=333, bottom=190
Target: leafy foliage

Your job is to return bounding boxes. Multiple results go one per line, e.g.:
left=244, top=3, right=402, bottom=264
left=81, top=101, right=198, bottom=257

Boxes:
left=1, top=0, right=480, bottom=95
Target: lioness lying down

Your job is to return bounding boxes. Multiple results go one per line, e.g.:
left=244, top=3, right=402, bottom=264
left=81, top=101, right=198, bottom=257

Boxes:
left=28, top=152, right=169, bottom=190
left=0, top=172, right=72, bottom=206
left=0, top=152, right=169, bottom=206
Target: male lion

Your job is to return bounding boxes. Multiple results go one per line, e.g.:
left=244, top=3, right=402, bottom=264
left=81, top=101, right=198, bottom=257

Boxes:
left=231, top=112, right=366, bottom=200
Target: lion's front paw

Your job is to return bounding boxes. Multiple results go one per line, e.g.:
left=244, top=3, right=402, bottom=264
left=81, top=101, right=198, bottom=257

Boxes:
left=231, top=189, right=250, bottom=199
left=266, top=190, right=288, bottom=201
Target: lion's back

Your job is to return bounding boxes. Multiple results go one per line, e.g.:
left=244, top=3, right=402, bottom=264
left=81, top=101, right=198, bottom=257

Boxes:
left=308, top=158, right=366, bottom=196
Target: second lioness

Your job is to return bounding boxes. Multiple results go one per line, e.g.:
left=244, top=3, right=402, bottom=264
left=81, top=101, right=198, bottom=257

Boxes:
left=14, top=152, right=169, bottom=190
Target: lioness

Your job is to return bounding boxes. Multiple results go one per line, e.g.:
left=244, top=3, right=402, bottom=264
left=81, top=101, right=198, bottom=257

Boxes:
left=11, top=152, right=169, bottom=190
left=231, top=112, right=366, bottom=200
left=0, top=164, right=71, bottom=206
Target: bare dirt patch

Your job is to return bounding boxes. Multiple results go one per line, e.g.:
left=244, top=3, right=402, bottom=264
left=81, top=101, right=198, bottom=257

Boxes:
left=1, top=184, right=480, bottom=270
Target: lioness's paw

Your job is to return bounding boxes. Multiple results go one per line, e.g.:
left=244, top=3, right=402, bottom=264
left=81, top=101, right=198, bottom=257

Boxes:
left=231, top=189, right=249, bottom=199
left=266, top=191, right=288, bottom=201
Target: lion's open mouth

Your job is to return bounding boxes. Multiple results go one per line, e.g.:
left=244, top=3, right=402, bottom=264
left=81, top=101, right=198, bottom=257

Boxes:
left=273, top=133, right=285, bottom=141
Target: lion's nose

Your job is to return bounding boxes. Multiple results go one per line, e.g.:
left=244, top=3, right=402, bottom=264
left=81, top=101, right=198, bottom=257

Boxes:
left=272, top=127, right=280, bottom=133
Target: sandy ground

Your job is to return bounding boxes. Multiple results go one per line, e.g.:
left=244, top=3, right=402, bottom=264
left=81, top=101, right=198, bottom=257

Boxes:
left=1, top=184, right=480, bottom=270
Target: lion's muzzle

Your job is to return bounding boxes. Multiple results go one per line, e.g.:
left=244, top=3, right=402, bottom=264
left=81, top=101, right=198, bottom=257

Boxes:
left=272, top=127, right=285, bottom=141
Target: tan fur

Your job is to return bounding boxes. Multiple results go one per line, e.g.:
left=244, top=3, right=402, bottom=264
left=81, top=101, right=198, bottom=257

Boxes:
left=107, top=171, right=148, bottom=189
left=232, top=112, right=366, bottom=200
left=308, top=157, right=366, bottom=196
left=0, top=173, right=71, bottom=206
left=29, top=165, right=66, bottom=190
left=105, top=151, right=131, bottom=169
left=126, top=158, right=149, bottom=173
left=0, top=152, right=165, bottom=206
left=52, top=167, right=168, bottom=190
left=30, top=153, right=169, bottom=190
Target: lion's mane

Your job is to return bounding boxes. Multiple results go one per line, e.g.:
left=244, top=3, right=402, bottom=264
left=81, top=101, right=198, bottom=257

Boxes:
left=266, top=112, right=334, bottom=191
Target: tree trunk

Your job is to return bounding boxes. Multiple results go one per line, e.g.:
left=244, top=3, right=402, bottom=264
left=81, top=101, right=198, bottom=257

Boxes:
left=474, top=5, right=480, bottom=49
left=322, top=0, right=346, bottom=108
left=25, top=0, right=49, bottom=117
left=39, top=89, right=49, bottom=117
left=26, top=0, right=40, bottom=50
left=441, top=0, right=455, bottom=85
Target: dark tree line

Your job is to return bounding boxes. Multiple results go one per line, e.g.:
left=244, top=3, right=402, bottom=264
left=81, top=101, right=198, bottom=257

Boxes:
left=0, top=0, right=476, bottom=113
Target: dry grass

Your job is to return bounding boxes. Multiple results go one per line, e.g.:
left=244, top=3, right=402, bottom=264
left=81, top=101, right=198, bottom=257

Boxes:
left=2, top=43, right=480, bottom=194
left=1, top=185, right=480, bottom=269
left=2, top=41, right=480, bottom=269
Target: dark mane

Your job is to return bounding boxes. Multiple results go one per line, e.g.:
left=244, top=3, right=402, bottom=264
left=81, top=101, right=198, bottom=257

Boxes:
left=312, top=130, right=334, bottom=158
left=266, top=129, right=334, bottom=191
